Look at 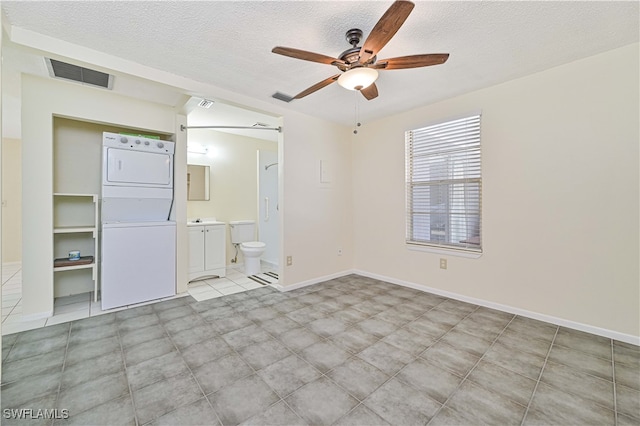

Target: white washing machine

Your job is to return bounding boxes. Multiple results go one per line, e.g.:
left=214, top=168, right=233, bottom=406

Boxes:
left=101, top=132, right=177, bottom=310
left=101, top=221, right=176, bottom=309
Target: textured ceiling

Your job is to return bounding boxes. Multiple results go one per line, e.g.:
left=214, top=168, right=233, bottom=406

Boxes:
left=2, top=1, right=638, bottom=128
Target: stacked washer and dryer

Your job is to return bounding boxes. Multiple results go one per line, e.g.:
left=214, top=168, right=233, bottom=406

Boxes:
left=101, top=132, right=176, bottom=310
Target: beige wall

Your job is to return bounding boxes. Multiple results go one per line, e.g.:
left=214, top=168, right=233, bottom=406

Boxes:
left=186, top=130, right=277, bottom=264
left=352, top=43, right=639, bottom=339
left=2, top=138, right=21, bottom=263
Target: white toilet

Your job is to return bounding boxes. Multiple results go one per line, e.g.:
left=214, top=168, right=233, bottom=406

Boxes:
left=229, top=220, right=266, bottom=276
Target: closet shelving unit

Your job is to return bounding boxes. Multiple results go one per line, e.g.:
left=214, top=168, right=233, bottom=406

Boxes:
left=53, top=193, right=99, bottom=302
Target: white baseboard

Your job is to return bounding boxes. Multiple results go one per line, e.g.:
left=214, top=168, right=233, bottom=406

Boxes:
left=353, top=269, right=639, bottom=346
left=261, top=259, right=279, bottom=270
left=19, top=310, right=53, bottom=322
left=272, top=269, right=355, bottom=292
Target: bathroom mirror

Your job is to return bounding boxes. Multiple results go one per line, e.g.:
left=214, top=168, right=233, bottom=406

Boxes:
left=187, top=164, right=210, bottom=201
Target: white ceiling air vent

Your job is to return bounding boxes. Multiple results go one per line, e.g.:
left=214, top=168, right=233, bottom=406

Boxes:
left=198, top=99, right=214, bottom=108
left=46, top=58, right=113, bottom=89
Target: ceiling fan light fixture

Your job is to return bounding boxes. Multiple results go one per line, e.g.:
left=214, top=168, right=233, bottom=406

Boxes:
left=337, top=67, right=379, bottom=91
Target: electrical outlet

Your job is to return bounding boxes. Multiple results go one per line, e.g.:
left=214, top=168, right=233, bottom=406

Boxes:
left=337, top=248, right=343, bottom=256
left=440, top=258, right=447, bottom=269
left=286, top=256, right=293, bottom=266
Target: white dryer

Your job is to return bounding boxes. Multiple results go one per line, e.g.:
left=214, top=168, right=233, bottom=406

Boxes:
left=102, top=132, right=174, bottom=221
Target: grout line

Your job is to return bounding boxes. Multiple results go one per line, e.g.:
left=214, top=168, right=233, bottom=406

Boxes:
left=423, top=306, right=518, bottom=424
left=611, top=339, right=618, bottom=426
left=51, top=324, right=73, bottom=426
left=115, top=320, right=142, bottom=426
left=519, top=325, right=560, bottom=425
left=0, top=334, right=20, bottom=376
left=153, top=299, right=224, bottom=426
left=1, top=268, right=20, bottom=287
left=2, top=300, right=20, bottom=319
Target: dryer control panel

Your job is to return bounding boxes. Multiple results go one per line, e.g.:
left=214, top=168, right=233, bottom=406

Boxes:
left=103, top=132, right=175, bottom=154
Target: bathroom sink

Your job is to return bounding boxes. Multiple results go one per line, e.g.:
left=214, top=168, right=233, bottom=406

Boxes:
left=188, top=218, right=224, bottom=226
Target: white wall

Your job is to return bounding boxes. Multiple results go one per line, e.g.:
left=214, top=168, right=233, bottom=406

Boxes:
left=280, top=112, right=354, bottom=286
left=21, top=74, right=182, bottom=317
left=2, top=137, right=21, bottom=262
left=353, top=43, right=639, bottom=339
left=186, top=130, right=277, bottom=265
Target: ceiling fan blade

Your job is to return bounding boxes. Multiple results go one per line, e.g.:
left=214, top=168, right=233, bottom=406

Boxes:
left=360, top=83, right=379, bottom=100
left=293, top=74, right=341, bottom=99
left=272, top=47, right=345, bottom=66
left=359, top=0, right=415, bottom=64
left=374, top=53, right=449, bottom=70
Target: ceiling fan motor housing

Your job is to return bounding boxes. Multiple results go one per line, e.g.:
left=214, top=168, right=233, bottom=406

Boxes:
left=340, top=29, right=376, bottom=66
left=345, top=28, right=363, bottom=47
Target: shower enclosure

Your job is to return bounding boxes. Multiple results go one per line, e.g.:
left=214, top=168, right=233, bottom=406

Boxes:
left=258, top=150, right=279, bottom=268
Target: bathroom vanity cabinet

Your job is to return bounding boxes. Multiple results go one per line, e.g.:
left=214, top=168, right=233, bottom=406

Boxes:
left=53, top=193, right=99, bottom=301
left=188, top=222, right=226, bottom=281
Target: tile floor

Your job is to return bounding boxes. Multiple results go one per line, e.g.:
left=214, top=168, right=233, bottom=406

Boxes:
left=1, top=263, right=22, bottom=325
left=1, top=263, right=277, bottom=335
left=1, top=274, right=639, bottom=425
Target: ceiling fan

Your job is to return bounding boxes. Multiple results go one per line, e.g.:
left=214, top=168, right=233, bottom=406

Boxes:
left=272, top=0, right=449, bottom=101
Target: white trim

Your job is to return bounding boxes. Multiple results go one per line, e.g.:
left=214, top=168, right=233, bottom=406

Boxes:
left=273, top=269, right=355, bottom=292
left=408, top=109, right=483, bottom=131
left=352, top=269, right=640, bottom=346
left=260, top=259, right=279, bottom=270
left=18, top=310, right=54, bottom=322
left=406, top=243, right=482, bottom=259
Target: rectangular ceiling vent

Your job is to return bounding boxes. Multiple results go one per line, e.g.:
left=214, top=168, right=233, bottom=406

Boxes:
left=46, top=58, right=113, bottom=89
left=272, top=92, right=294, bottom=103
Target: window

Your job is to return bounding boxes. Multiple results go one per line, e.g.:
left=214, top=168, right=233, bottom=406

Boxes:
left=405, top=114, right=482, bottom=253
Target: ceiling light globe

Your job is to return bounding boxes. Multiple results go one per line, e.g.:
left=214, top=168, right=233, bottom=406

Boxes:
left=337, top=67, right=379, bottom=91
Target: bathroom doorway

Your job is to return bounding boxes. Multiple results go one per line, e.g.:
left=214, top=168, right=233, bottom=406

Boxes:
left=185, top=98, right=281, bottom=273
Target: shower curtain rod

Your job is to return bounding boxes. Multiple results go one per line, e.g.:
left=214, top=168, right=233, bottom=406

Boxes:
left=180, top=124, right=282, bottom=132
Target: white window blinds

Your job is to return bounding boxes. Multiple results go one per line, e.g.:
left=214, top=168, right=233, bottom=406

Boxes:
left=405, top=114, right=482, bottom=252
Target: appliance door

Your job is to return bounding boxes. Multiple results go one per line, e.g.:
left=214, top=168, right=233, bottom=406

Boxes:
left=104, top=147, right=173, bottom=188
left=101, top=221, right=176, bottom=310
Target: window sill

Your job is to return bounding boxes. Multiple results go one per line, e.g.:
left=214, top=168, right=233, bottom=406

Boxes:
left=406, top=243, right=482, bottom=259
